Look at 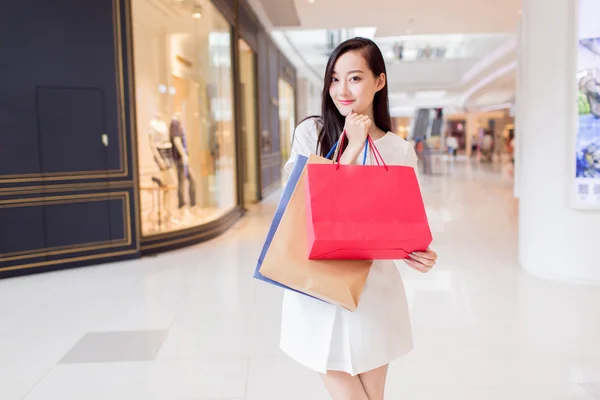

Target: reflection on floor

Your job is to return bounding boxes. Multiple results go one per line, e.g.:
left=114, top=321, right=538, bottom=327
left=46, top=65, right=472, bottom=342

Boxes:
left=2, top=158, right=600, bottom=400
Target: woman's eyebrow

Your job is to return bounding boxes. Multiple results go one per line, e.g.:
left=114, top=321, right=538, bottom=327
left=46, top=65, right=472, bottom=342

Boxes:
left=332, top=69, right=365, bottom=75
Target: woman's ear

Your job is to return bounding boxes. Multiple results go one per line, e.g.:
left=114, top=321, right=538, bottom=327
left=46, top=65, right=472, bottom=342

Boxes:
left=375, top=73, right=386, bottom=92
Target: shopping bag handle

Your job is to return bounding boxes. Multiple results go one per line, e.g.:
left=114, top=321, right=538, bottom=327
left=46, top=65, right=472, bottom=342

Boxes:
left=333, top=130, right=388, bottom=171
left=366, top=135, right=388, bottom=171
left=325, top=130, right=388, bottom=171
left=325, top=130, right=370, bottom=164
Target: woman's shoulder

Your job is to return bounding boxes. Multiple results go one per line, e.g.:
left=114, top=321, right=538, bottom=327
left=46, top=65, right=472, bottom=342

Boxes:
left=296, top=116, right=322, bottom=134
left=384, top=132, right=412, bottom=150
left=379, top=133, right=417, bottom=166
left=293, top=117, right=322, bottom=146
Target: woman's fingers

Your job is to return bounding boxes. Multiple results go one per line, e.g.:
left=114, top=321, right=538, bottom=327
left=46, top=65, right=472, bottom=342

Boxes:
left=408, top=252, right=436, bottom=267
left=345, top=111, right=356, bottom=125
left=404, top=258, right=431, bottom=273
left=411, top=249, right=438, bottom=261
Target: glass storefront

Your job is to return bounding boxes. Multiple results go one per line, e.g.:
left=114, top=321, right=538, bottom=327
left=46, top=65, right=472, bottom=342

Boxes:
left=278, top=78, right=295, bottom=181
left=132, top=0, right=237, bottom=236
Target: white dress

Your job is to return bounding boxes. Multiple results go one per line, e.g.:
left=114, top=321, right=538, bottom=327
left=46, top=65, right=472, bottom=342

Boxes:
left=280, top=118, right=418, bottom=376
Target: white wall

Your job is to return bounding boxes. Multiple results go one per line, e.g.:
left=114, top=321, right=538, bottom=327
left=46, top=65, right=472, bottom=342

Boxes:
left=518, top=0, right=600, bottom=283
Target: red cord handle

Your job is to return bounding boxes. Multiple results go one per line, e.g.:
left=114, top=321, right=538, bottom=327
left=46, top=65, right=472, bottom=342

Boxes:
left=333, top=130, right=388, bottom=171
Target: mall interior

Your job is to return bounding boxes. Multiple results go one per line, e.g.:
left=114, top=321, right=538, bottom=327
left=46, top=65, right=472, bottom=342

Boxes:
left=1, top=0, right=600, bottom=398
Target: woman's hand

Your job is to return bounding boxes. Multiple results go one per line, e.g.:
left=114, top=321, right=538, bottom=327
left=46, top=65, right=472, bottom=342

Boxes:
left=344, top=112, right=371, bottom=147
left=404, top=248, right=438, bottom=273
left=338, top=112, right=371, bottom=165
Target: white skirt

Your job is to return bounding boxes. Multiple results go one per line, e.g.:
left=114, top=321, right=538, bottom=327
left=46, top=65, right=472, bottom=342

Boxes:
left=280, top=260, right=414, bottom=376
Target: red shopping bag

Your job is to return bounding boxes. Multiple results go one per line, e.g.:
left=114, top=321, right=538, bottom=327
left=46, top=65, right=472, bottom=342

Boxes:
left=305, top=134, right=432, bottom=260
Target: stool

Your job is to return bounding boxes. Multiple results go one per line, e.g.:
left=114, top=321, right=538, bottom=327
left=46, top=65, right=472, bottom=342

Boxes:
left=140, top=183, right=177, bottom=234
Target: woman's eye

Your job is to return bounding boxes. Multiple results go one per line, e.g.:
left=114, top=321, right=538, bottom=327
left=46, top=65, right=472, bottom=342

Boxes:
left=331, top=77, right=339, bottom=83
left=350, top=76, right=361, bottom=82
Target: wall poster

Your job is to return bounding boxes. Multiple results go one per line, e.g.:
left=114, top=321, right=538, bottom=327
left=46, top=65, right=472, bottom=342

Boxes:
left=574, top=0, right=600, bottom=208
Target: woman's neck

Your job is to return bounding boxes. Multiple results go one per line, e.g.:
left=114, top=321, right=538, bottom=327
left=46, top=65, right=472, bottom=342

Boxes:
left=368, top=125, right=386, bottom=140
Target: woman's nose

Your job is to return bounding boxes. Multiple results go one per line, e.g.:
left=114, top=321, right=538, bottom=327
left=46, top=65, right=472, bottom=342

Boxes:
left=339, top=80, right=350, bottom=96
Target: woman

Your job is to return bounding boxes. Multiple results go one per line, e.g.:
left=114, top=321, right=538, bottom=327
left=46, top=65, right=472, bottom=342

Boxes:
left=281, top=37, right=438, bottom=400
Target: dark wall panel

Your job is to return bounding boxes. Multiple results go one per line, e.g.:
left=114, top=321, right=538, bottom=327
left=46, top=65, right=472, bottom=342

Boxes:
left=239, top=2, right=258, bottom=51
left=0, top=206, right=46, bottom=256
left=44, top=199, right=120, bottom=249
left=110, top=197, right=127, bottom=242
left=36, top=87, right=110, bottom=174
left=212, top=0, right=235, bottom=24
left=0, top=0, right=122, bottom=178
left=0, top=0, right=137, bottom=278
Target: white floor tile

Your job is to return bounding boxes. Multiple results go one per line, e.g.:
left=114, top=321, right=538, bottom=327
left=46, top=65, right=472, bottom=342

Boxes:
left=22, top=359, right=248, bottom=400
left=246, top=355, right=330, bottom=400
left=0, top=363, right=57, bottom=400
left=384, top=345, right=467, bottom=392
left=0, top=330, right=83, bottom=400
left=394, top=385, right=596, bottom=400
left=462, top=385, right=596, bottom=400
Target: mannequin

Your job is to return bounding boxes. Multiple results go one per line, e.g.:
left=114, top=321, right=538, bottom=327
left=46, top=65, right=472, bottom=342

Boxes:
left=149, top=113, right=173, bottom=172
left=170, top=112, right=197, bottom=212
left=148, top=112, right=180, bottom=226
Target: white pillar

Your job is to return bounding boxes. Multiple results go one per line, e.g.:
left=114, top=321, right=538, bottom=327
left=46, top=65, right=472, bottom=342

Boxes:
left=465, top=113, right=478, bottom=157
left=518, top=0, right=600, bottom=283
left=514, top=16, right=526, bottom=199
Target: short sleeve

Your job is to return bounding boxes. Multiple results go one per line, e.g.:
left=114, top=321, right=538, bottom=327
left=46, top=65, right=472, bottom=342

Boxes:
left=405, top=141, right=420, bottom=184
left=394, top=140, right=423, bottom=270
left=284, top=118, right=320, bottom=174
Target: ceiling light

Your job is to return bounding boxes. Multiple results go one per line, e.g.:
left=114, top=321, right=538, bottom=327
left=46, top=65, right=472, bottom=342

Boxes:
left=192, top=4, right=202, bottom=18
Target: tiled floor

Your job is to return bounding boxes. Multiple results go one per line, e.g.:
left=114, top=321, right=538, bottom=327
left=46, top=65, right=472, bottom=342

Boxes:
left=2, top=158, right=600, bottom=399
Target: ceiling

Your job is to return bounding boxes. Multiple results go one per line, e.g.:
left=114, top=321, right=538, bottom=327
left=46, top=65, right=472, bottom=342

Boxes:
left=292, top=0, right=521, bottom=35
left=253, top=0, right=521, bottom=34
left=247, top=0, right=522, bottom=116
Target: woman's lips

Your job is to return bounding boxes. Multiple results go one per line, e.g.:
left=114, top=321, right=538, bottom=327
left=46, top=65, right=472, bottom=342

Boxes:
left=339, top=100, right=354, bottom=105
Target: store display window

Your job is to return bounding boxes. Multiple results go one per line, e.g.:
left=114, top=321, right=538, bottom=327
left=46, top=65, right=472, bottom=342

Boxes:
left=132, top=0, right=237, bottom=236
left=278, top=78, right=295, bottom=179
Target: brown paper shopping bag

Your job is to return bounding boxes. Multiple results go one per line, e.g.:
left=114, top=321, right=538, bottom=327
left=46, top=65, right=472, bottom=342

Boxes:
left=259, top=154, right=373, bottom=311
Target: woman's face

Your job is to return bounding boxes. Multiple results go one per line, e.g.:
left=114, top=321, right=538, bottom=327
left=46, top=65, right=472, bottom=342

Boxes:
left=328, top=50, right=385, bottom=117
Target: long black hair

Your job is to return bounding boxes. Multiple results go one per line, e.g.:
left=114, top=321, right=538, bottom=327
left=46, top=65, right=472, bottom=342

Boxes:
left=305, top=37, right=392, bottom=157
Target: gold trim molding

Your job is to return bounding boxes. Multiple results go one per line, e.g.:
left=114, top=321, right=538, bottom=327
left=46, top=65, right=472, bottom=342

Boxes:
left=0, top=192, right=132, bottom=263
